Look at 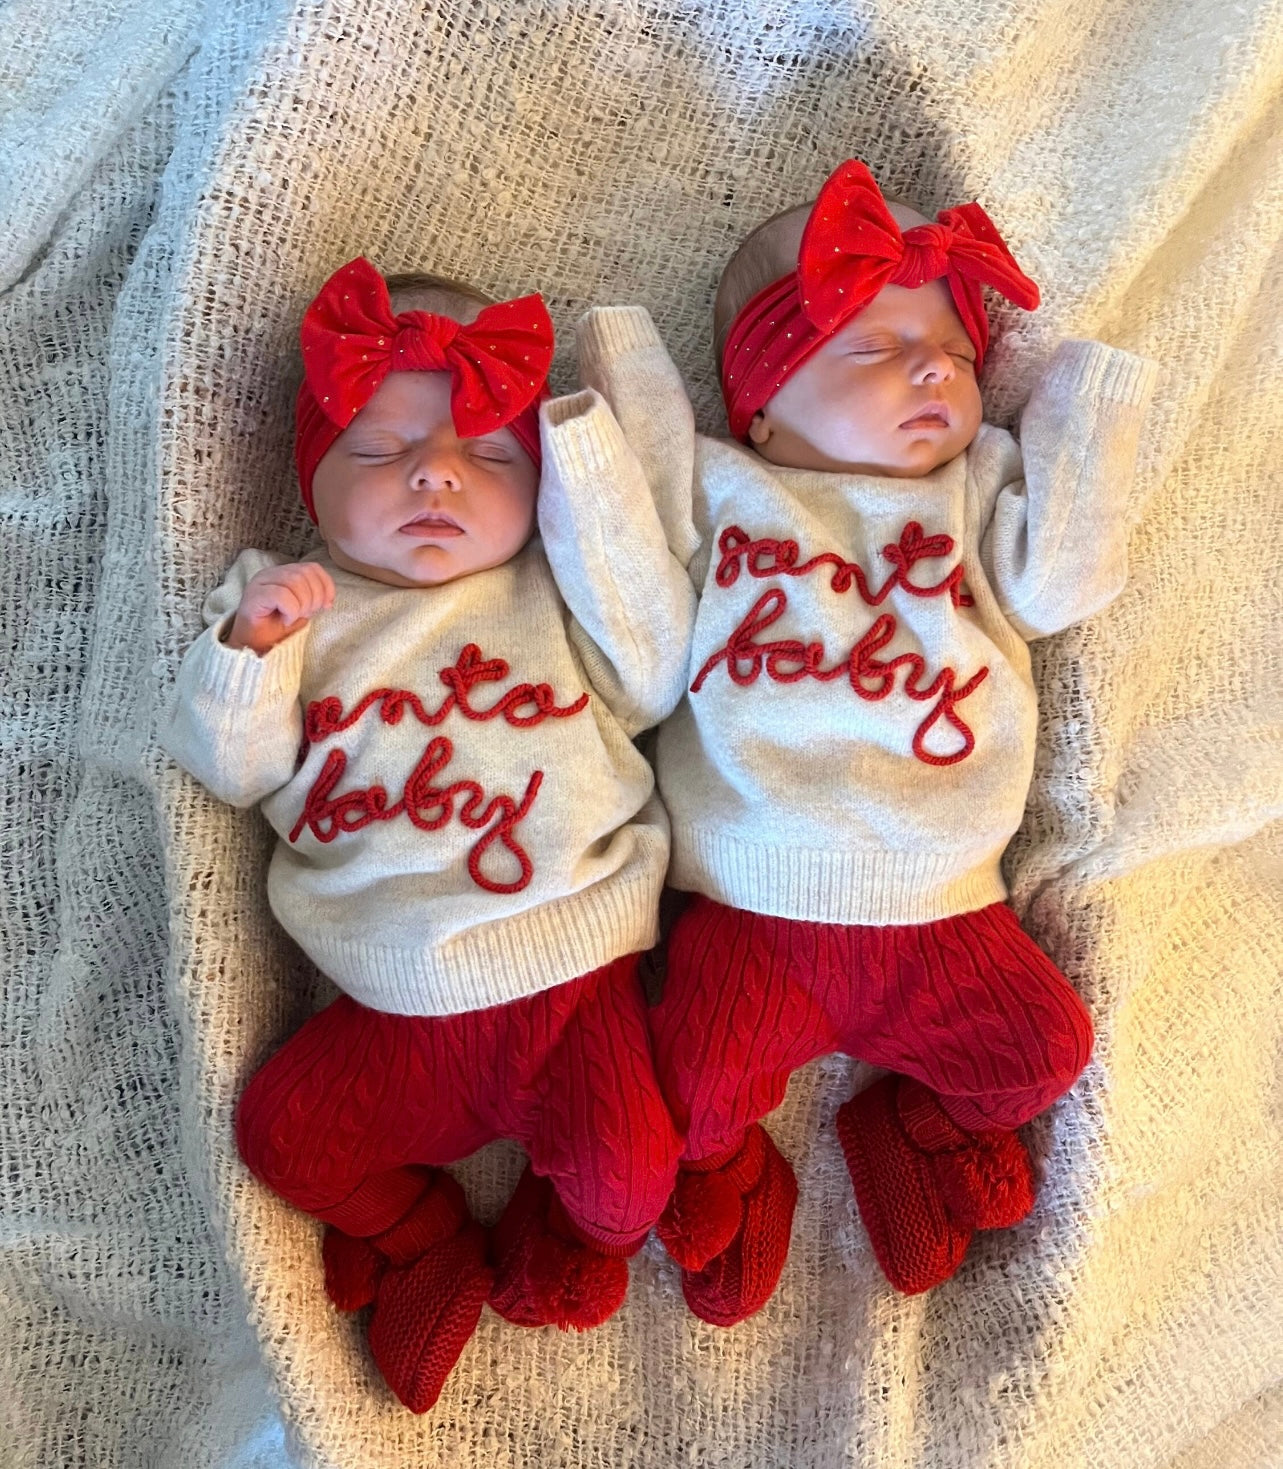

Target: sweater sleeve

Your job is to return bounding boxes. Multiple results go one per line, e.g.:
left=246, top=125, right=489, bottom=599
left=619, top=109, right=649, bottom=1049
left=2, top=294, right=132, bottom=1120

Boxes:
left=573, top=306, right=702, bottom=571
left=538, top=389, right=698, bottom=738
left=158, top=549, right=309, bottom=807
left=976, top=340, right=1159, bottom=640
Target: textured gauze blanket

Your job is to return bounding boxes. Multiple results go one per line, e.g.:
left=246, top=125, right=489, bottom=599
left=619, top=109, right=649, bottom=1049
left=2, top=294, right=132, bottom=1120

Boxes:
left=1, top=0, right=1281, bottom=1465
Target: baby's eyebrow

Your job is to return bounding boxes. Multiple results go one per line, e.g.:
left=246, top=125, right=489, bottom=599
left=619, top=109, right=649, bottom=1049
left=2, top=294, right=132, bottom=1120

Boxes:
left=839, top=331, right=898, bottom=348
left=347, top=431, right=407, bottom=448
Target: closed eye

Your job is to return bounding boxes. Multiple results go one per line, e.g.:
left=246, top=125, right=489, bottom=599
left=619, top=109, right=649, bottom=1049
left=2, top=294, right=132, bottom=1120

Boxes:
left=349, top=445, right=405, bottom=460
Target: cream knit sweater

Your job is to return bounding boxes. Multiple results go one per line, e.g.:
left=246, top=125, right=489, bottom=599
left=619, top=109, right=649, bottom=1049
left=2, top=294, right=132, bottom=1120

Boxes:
left=578, top=307, right=1158, bottom=926
left=160, top=391, right=696, bottom=1015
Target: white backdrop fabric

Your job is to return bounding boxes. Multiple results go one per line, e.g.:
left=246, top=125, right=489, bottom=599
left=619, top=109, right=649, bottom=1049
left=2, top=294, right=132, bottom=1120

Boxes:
left=1, top=1, right=1280, bottom=1465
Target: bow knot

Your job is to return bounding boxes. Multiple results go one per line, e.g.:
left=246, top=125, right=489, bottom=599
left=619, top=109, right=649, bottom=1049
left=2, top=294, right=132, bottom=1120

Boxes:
left=890, top=223, right=957, bottom=288
left=393, top=314, right=461, bottom=372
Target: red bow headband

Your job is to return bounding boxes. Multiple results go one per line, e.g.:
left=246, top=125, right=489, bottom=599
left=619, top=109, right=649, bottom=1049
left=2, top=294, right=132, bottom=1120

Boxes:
left=720, top=160, right=1040, bottom=441
left=294, top=257, right=555, bottom=520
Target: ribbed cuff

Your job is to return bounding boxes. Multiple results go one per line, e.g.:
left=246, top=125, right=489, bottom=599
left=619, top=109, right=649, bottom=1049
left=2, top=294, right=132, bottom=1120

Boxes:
left=187, top=614, right=308, bottom=706
left=669, top=826, right=1008, bottom=927
left=540, top=388, right=629, bottom=476
left=1044, top=339, right=1160, bottom=407
left=294, top=863, right=666, bottom=1018
left=576, top=305, right=664, bottom=362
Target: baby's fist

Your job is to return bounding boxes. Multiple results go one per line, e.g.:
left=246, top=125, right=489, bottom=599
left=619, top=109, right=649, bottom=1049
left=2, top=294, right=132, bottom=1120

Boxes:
left=226, top=562, right=336, bottom=655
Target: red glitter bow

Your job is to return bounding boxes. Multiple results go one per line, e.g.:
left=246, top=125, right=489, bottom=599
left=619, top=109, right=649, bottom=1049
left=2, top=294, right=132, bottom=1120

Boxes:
left=720, top=160, right=1040, bottom=440
left=301, top=256, right=554, bottom=436
left=797, top=159, right=1040, bottom=357
left=294, top=257, right=554, bottom=520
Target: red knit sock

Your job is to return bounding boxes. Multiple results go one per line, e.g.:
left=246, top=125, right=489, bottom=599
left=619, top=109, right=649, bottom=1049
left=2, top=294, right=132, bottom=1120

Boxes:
left=664, top=1124, right=798, bottom=1328
left=836, top=1074, right=1036, bottom=1295
left=366, top=1221, right=493, bottom=1414
left=489, top=1165, right=630, bottom=1331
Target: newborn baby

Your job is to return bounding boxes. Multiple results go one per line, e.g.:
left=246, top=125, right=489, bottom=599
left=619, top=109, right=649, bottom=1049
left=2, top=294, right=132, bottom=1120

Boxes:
left=574, top=159, right=1157, bottom=1325
left=162, top=258, right=693, bottom=1410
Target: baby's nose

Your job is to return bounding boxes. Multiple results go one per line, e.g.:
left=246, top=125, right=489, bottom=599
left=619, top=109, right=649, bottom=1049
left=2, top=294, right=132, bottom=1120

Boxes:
left=410, top=451, right=463, bottom=492
left=913, top=345, right=955, bottom=382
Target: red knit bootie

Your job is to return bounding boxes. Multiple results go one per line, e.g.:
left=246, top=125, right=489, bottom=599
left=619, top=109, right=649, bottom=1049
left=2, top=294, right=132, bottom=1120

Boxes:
left=836, top=1074, right=1036, bottom=1295
left=323, top=1170, right=492, bottom=1413
left=322, top=1169, right=473, bottom=1312
left=659, top=1124, right=799, bottom=1328
left=367, top=1220, right=493, bottom=1413
left=489, top=1165, right=630, bottom=1332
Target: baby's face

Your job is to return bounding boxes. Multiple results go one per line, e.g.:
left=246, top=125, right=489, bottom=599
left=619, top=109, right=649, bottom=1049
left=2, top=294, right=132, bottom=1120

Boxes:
left=310, top=370, right=538, bottom=588
left=748, top=278, right=983, bottom=477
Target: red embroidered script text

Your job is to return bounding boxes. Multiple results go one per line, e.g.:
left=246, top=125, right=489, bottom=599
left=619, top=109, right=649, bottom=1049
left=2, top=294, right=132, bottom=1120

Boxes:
left=288, top=643, right=589, bottom=893
left=693, top=524, right=988, bottom=766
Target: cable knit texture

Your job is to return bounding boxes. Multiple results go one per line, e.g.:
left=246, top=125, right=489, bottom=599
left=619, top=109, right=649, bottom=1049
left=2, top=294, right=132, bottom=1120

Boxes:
left=651, top=896, right=1094, bottom=1155
left=235, top=955, right=681, bottom=1251
left=7, top=0, right=1283, bottom=1463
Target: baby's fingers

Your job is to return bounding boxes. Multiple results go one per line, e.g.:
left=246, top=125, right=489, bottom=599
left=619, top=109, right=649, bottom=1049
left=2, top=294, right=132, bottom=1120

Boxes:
left=304, top=563, right=336, bottom=611
left=270, top=582, right=308, bottom=626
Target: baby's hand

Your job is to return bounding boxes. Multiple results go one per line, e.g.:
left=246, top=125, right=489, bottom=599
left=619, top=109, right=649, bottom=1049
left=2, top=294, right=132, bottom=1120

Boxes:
left=225, top=562, right=336, bottom=655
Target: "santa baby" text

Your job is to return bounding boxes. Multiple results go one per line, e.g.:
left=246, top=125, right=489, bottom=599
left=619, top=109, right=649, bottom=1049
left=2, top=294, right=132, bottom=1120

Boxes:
left=288, top=642, right=589, bottom=892
left=693, top=523, right=988, bottom=767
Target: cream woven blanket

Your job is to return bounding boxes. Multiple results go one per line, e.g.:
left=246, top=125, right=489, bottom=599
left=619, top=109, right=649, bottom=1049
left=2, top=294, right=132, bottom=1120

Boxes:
left=3, top=1, right=1281, bottom=1465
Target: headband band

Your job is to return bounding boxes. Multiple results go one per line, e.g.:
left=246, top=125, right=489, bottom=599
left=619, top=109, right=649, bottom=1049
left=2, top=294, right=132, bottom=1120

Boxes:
left=294, top=257, right=554, bottom=520
left=720, top=160, right=1040, bottom=441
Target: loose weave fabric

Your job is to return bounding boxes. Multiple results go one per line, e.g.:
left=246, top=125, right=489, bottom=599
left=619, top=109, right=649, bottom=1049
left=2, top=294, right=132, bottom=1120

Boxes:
left=2, top=0, right=1281, bottom=1466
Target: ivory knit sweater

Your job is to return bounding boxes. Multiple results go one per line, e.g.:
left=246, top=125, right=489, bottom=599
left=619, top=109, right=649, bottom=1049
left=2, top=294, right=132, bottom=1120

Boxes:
left=577, top=307, right=1158, bottom=926
left=160, top=392, right=696, bottom=1015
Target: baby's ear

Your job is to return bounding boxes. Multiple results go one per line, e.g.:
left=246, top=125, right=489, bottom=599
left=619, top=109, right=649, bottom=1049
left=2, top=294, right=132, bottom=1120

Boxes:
left=747, top=412, right=771, bottom=446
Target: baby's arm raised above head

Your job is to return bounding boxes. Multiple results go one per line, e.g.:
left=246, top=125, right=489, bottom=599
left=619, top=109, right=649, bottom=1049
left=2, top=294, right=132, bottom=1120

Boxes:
left=975, top=340, right=1159, bottom=640
left=574, top=306, right=702, bottom=570
left=159, top=549, right=311, bottom=807
left=538, top=388, right=697, bottom=737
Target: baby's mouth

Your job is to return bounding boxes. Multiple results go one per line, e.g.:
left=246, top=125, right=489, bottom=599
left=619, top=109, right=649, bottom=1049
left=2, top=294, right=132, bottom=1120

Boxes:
left=899, top=405, right=951, bottom=430
left=400, top=511, right=465, bottom=537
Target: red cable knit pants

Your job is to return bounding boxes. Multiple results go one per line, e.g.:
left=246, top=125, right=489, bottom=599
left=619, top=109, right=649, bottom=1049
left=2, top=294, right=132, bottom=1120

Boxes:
left=236, top=952, right=681, bottom=1254
left=650, top=896, right=1093, bottom=1162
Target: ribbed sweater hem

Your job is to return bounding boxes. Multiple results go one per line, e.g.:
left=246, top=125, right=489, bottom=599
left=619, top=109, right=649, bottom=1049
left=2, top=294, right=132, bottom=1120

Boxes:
left=286, top=870, right=664, bottom=1017
left=668, top=827, right=1008, bottom=926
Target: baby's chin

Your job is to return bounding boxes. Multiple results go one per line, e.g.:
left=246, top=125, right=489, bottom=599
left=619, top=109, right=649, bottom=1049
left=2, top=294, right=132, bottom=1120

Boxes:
left=323, top=534, right=530, bottom=589
left=873, top=444, right=965, bottom=477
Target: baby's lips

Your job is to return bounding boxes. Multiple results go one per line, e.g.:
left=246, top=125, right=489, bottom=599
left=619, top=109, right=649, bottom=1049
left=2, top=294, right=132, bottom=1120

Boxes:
left=899, top=403, right=951, bottom=429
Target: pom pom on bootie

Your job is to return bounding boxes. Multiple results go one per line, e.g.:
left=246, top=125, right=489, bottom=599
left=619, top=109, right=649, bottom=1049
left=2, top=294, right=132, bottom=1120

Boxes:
left=836, top=1073, right=1036, bottom=1295
left=655, top=1134, right=758, bottom=1275
left=489, top=1164, right=630, bottom=1331
left=658, top=1123, right=798, bottom=1328
left=323, top=1227, right=384, bottom=1312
